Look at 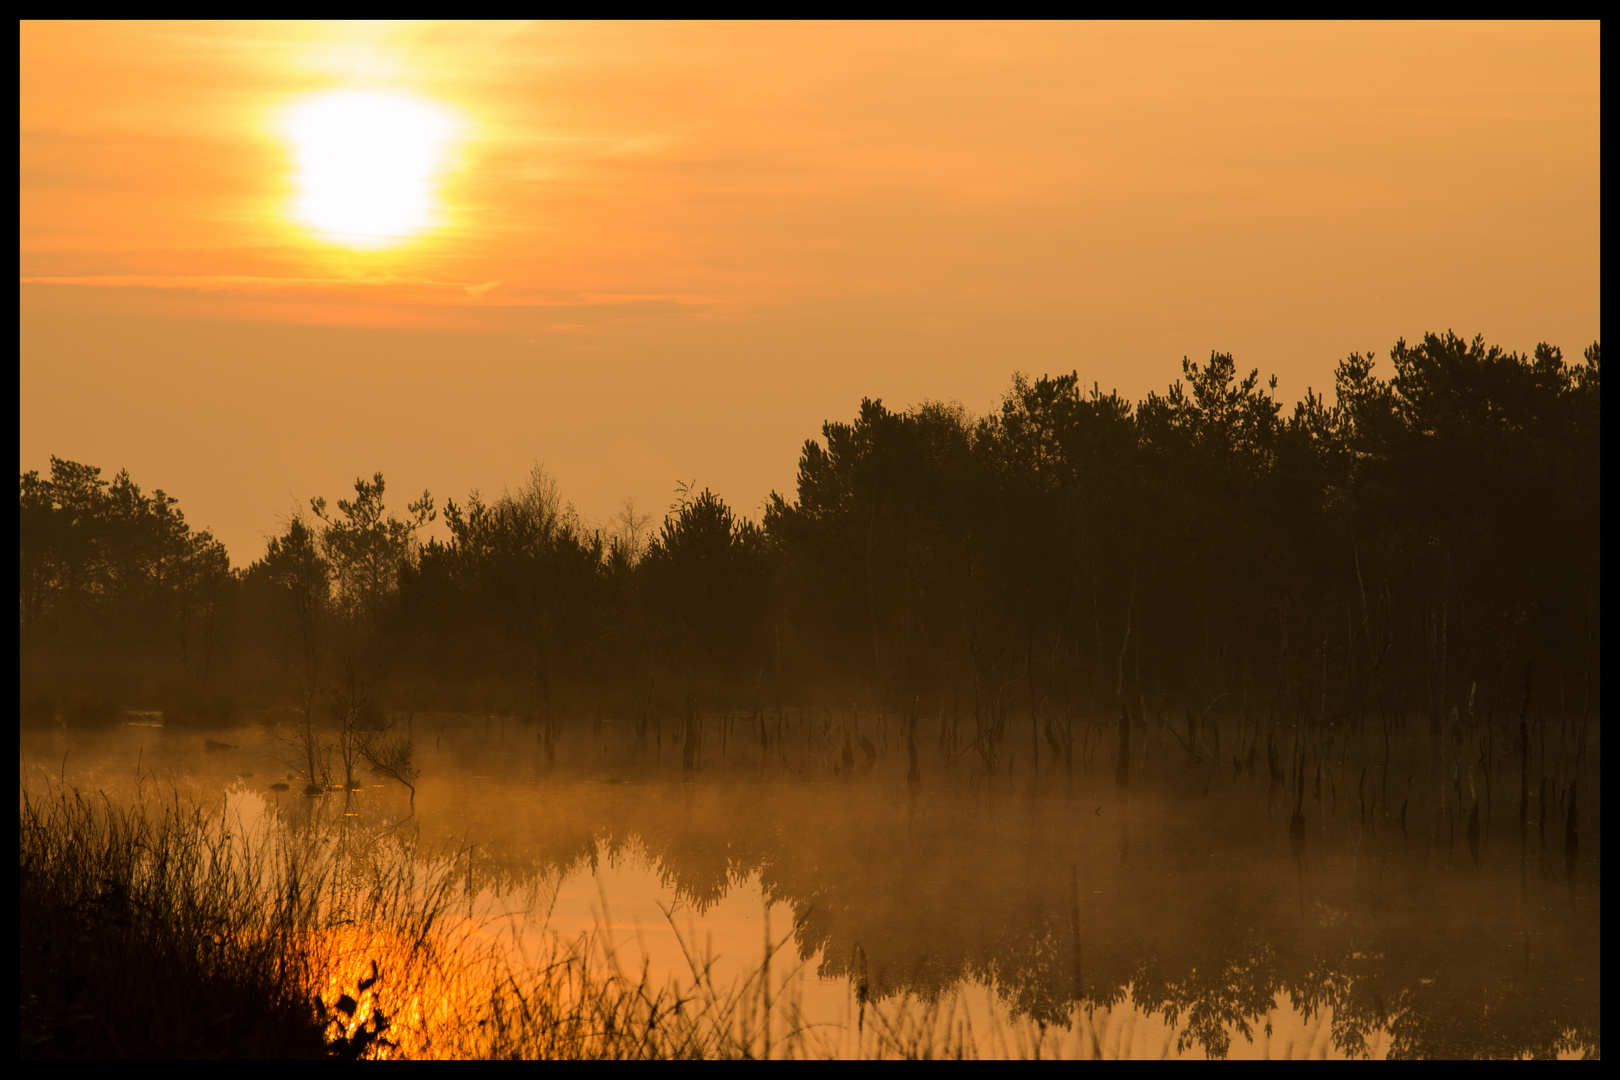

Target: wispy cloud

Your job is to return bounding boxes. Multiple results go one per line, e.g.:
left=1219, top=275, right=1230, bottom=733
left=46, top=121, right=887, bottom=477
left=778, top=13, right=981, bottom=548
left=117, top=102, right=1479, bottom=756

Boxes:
left=20, top=274, right=730, bottom=309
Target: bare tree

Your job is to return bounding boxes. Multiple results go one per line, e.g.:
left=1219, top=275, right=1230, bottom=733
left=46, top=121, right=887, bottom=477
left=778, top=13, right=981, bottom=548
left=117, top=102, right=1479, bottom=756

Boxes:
left=360, top=724, right=419, bottom=805
left=610, top=496, right=653, bottom=568
left=308, top=473, right=433, bottom=801
left=259, top=516, right=332, bottom=794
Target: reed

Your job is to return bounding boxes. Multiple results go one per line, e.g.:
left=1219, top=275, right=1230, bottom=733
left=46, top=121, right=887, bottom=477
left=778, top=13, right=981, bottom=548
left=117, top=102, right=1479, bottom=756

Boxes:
left=16, top=778, right=1000, bottom=1059
left=19, top=782, right=329, bottom=1058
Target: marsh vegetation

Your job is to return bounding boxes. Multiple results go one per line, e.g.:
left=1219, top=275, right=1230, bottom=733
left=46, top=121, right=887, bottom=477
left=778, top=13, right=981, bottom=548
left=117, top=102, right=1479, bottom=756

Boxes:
left=18, top=332, right=1601, bottom=1058
left=19, top=703, right=1601, bottom=1059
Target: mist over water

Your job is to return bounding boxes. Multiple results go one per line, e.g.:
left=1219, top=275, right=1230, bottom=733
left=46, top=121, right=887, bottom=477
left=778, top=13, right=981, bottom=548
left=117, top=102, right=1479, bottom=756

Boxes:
left=21, top=704, right=1600, bottom=1059
left=20, top=17, right=1601, bottom=1060
left=18, top=333, right=1601, bottom=1057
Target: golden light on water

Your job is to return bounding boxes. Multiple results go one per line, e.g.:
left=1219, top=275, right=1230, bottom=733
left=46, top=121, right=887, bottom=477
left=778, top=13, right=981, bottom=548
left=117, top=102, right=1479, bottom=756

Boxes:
left=283, top=91, right=459, bottom=249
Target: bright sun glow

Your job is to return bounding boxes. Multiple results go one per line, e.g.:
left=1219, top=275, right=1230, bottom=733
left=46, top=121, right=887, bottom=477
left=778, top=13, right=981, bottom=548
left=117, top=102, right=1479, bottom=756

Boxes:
left=284, top=91, right=457, bottom=248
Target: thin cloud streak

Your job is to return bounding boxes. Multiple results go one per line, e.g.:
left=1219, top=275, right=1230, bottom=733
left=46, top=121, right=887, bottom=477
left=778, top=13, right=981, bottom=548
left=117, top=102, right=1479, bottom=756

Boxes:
left=20, top=275, right=723, bottom=306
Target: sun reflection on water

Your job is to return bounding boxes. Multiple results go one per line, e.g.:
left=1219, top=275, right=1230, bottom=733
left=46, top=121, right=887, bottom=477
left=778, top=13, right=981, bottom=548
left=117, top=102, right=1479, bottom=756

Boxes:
left=20, top=716, right=1598, bottom=1059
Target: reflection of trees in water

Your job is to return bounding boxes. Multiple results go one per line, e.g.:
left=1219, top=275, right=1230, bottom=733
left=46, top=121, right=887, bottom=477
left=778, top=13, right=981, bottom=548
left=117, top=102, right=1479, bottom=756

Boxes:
left=651, top=824, right=735, bottom=914
left=64, top=711, right=1589, bottom=1060
left=21, top=330, right=1600, bottom=1056
left=354, top=739, right=1597, bottom=1060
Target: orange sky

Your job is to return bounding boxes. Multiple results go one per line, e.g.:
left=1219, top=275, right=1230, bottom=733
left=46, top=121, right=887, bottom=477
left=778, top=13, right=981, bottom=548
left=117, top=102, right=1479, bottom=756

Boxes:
left=20, top=21, right=1601, bottom=562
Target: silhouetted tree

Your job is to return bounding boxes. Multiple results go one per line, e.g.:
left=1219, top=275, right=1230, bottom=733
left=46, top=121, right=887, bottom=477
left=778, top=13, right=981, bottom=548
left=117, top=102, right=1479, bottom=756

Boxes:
left=20, top=330, right=1599, bottom=743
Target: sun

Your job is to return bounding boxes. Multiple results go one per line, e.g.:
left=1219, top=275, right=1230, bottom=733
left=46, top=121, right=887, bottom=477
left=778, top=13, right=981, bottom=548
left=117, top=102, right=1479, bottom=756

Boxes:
left=283, top=91, right=458, bottom=249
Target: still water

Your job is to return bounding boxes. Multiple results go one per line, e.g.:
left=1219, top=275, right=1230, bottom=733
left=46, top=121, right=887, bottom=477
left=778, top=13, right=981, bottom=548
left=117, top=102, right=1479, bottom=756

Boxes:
left=20, top=708, right=1601, bottom=1059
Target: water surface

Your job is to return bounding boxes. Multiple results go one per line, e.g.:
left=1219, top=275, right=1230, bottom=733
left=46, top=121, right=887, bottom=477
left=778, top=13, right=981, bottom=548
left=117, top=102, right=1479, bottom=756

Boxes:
left=20, top=708, right=1601, bottom=1058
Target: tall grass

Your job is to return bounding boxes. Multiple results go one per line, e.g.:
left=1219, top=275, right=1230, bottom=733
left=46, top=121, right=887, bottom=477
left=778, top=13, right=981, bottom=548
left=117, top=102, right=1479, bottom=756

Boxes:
left=19, top=783, right=329, bottom=1057
left=19, top=780, right=965, bottom=1059
left=20, top=775, right=1393, bottom=1059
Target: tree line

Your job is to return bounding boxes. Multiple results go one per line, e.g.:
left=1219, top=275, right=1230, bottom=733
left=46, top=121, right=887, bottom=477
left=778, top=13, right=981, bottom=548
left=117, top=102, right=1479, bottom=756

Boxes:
left=20, top=331, right=1601, bottom=756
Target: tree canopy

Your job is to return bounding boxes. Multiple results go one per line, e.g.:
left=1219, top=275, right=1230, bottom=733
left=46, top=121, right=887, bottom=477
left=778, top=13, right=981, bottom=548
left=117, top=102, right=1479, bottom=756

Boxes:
left=21, top=332, right=1600, bottom=735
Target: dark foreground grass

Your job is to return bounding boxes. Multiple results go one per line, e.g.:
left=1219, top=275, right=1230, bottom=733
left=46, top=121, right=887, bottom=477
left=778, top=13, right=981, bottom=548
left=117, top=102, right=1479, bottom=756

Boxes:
left=19, top=786, right=331, bottom=1058
left=16, top=783, right=834, bottom=1059
left=18, top=780, right=1173, bottom=1059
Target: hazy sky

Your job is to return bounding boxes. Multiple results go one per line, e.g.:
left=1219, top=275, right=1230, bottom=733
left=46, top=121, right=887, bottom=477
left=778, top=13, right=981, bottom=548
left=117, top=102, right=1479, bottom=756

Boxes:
left=20, top=21, right=1600, bottom=562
